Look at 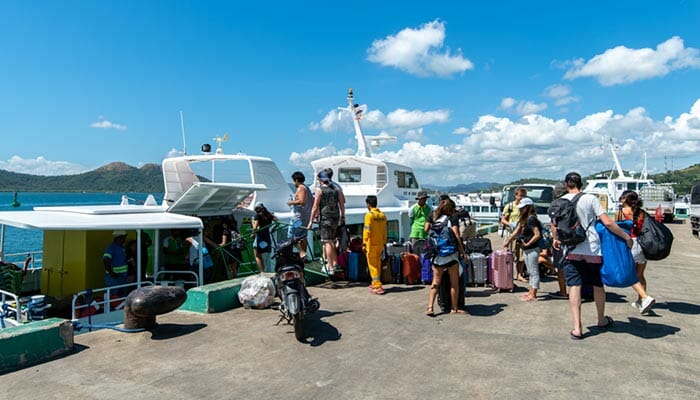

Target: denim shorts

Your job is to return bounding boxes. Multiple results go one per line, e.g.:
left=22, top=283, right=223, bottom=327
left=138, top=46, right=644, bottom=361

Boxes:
left=563, top=258, right=603, bottom=287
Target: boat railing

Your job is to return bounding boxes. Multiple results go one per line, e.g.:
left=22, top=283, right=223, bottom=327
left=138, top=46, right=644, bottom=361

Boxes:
left=0, top=250, right=43, bottom=269
left=0, top=289, right=26, bottom=329
left=71, top=281, right=153, bottom=321
left=153, top=270, right=199, bottom=288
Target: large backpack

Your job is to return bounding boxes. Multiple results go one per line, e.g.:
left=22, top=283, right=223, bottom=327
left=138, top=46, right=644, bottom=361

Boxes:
left=547, top=192, right=588, bottom=248
left=637, top=210, right=674, bottom=260
left=455, top=209, right=477, bottom=240
left=428, top=215, right=458, bottom=257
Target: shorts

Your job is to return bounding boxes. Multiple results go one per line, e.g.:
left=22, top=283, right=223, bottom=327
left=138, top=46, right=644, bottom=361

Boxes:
left=253, top=238, right=271, bottom=254
left=289, top=218, right=308, bottom=240
left=319, top=221, right=338, bottom=242
left=563, top=258, right=603, bottom=287
left=433, top=253, right=459, bottom=268
left=631, top=237, right=646, bottom=264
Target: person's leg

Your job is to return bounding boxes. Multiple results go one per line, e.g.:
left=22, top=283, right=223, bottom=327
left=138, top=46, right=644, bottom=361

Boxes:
left=557, top=268, right=567, bottom=297
left=564, top=260, right=583, bottom=337
left=254, top=248, right=264, bottom=273
left=427, top=266, right=443, bottom=314
left=297, top=238, right=308, bottom=259
left=447, top=264, right=465, bottom=313
left=593, top=285, right=607, bottom=325
left=324, top=241, right=337, bottom=270
left=367, top=246, right=383, bottom=290
left=524, top=248, right=540, bottom=300
left=636, top=262, right=647, bottom=299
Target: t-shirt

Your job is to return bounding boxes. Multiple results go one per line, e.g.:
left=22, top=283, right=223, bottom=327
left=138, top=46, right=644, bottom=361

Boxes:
left=504, top=201, right=521, bottom=226
left=521, top=215, right=542, bottom=250
left=409, top=204, right=431, bottom=239
left=563, top=192, right=605, bottom=257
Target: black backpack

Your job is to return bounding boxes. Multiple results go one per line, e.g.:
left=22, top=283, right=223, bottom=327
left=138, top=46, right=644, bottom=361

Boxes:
left=547, top=192, right=588, bottom=248
left=637, top=211, right=674, bottom=260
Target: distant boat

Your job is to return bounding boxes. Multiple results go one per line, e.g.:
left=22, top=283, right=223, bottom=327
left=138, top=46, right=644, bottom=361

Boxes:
left=10, top=192, right=20, bottom=208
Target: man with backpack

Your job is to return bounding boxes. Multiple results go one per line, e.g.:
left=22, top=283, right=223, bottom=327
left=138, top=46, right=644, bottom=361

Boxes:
left=551, top=172, right=633, bottom=340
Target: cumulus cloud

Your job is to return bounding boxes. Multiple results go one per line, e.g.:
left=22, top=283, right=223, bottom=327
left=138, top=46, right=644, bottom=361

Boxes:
left=564, top=36, right=700, bottom=86
left=0, top=156, right=89, bottom=176
left=289, top=145, right=354, bottom=168
left=544, top=84, right=579, bottom=107
left=310, top=106, right=449, bottom=135
left=453, top=127, right=470, bottom=135
left=500, top=97, right=548, bottom=115
left=367, top=20, right=474, bottom=77
left=90, top=116, right=127, bottom=131
left=299, top=98, right=700, bottom=184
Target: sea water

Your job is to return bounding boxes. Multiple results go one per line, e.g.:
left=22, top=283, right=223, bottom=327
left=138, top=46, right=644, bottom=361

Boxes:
left=0, top=192, right=162, bottom=265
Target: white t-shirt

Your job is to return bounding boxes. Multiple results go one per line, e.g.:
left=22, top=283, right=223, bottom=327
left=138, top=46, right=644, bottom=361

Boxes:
left=563, top=192, right=605, bottom=256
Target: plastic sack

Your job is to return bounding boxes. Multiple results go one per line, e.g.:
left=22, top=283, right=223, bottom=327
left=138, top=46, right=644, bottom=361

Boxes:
left=237, top=274, right=276, bottom=309
left=596, top=220, right=637, bottom=288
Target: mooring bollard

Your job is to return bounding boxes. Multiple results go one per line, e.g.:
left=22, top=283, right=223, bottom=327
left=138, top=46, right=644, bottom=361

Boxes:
left=123, top=286, right=187, bottom=329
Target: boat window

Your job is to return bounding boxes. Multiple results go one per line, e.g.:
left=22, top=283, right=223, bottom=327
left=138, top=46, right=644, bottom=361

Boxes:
left=387, top=220, right=400, bottom=242
left=627, top=183, right=637, bottom=191
left=188, top=159, right=252, bottom=183
left=395, top=171, right=419, bottom=189
left=338, top=168, right=362, bottom=183
left=594, top=182, right=608, bottom=189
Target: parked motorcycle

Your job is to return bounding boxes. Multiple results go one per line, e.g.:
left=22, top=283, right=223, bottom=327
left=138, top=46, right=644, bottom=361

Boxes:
left=273, top=236, right=319, bottom=341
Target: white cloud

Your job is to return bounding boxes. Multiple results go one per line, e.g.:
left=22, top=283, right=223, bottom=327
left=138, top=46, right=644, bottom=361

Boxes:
left=299, top=98, right=700, bottom=184
left=0, top=156, right=89, bottom=176
left=544, top=84, right=579, bottom=107
left=453, top=127, right=470, bottom=135
left=500, top=97, right=548, bottom=115
left=289, top=145, right=354, bottom=167
left=90, top=116, right=127, bottom=131
left=310, top=106, right=449, bottom=135
left=366, top=20, right=474, bottom=78
left=564, top=36, right=700, bottom=86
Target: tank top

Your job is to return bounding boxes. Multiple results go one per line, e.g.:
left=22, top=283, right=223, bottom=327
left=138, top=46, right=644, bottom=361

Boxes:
left=319, top=185, right=340, bottom=219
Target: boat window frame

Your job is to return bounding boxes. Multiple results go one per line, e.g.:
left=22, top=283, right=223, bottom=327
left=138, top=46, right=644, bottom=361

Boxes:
left=337, top=167, right=362, bottom=183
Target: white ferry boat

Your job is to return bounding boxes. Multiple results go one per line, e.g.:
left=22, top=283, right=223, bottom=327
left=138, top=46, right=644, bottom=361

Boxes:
left=449, top=192, right=501, bottom=223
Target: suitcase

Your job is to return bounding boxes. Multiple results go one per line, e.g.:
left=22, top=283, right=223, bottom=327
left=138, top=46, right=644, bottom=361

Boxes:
left=420, top=254, right=433, bottom=284
left=465, top=237, right=493, bottom=256
left=438, top=267, right=466, bottom=313
left=491, top=249, right=514, bottom=291
left=390, top=255, right=402, bottom=283
left=468, top=252, right=488, bottom=286
left=347, top=252, right=369, bottom=282
left=381, top=255, right=394, bottom=283
left=400, top=252, right=421, bottom=284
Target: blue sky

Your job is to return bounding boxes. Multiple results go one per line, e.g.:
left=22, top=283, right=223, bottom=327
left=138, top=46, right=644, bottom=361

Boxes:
left=1, top=1, right=699, bottom=186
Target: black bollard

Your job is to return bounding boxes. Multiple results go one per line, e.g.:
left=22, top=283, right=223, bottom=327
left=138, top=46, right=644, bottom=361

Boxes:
left=123, top=286, right=187, bottom=329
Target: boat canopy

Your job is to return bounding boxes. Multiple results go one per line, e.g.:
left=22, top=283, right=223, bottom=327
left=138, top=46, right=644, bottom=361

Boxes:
left=166, top=182, right=266, bottom=217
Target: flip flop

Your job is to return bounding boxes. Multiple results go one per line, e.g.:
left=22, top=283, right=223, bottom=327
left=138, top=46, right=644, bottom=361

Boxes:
left=425, top=307, right=435, bottom=317
left=596, top=316, right=614, bottom=330
left=450, top=309, right=468, bottom=315
left=569, top=330, right=584, bottom=340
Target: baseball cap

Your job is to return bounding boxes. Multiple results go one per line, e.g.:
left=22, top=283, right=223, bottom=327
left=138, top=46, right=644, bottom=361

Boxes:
left=517, top=197, right=534, bottom=208
left=317, top=170, right=330, bottom=183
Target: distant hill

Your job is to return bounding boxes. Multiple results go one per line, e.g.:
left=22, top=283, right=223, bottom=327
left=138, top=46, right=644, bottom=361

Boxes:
left=0, top=162, right=164, bottom=193
left=423, top=182, right=501, bottom=193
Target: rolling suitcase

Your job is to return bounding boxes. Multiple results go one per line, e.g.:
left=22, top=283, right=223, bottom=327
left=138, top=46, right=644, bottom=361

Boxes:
left=420, top=254, right=433, bottom=284
left=381, top=255, right=394, bottom=283
left=465, top=236, right=493, bottom=256
left=468, top=252, right=488, bottom=286
left=400, top=252, right=421, bottom=284
left=438, top=268, right=466, bottom=313
left=347, top=252, right=370, bottom=282
left=491, top=249, right=514, bottom=292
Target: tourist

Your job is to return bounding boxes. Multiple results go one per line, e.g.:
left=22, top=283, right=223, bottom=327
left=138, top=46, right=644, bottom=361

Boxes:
left=363, top=195, right=387, bottom=295
left=553, top=172, right=633, bottom=340
left=501, top=187, right=527, bottom=282
left=288, top=171, right=313, bottom=259
left=185, top=230, right=215, bottom=284
left=162, top=229, right=187, bottom=270
left=503, top=197, right=542, bottom=301
left=103, top=231, right=128, bottom=294
left=252, top=202, right=277, bottom=273
left=409, top=191, right=431, bottom=255
left=308, top=170, right=344, bottom=275
left=426, top=200, right=467, bottom=315
left=616, top=190, right=656, bottom=314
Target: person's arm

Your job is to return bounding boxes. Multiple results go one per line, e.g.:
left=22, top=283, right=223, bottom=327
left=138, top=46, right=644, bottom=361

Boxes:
left=337, top=190, right=346, bottom=224
left=522, top=221, right=542, bottom=248
left=600, top=213, right=633, bottom=248
left=103, top=255, right=116, bottom=277
left=307, top=190, right=321, bottom=229
left=500, top=204, right=511, bottom=226
left=503, top=223, right=523, bottom=248
left=22, top=255, right=31, bottom=276
left=451, top=224, right=465, bottom=255
left=288, top=185, right=304, bottom=206
left=362, top=212, right=371, bottom=248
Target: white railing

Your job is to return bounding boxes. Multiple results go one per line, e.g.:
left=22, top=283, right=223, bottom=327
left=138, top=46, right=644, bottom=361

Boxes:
left=153, top=270, right=199, bottom=288
left=0, top=289, right=25, bottom=328
left=71, top=281, right=153, bottom=321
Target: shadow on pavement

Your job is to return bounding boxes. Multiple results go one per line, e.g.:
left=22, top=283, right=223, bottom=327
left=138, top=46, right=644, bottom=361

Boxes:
left=605, top=292, right=629, bottom=303
left=585, top=316, right=680, bottom=339
left=382, top=285, right=425, bottom=294
left=466, top=303, right=507, bottom=317
left=301, top=309, right=345, bottom=347
left=653, top=301, right=700, bottom=315
left=149, top=323, right=207, bottom=340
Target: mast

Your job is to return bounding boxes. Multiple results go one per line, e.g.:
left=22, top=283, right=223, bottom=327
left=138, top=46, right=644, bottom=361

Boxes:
left=604, top=137, right=626, bottom=179
left=340, top=88, right=371, bottom=157
left=641, top=152, right=648, bottom=180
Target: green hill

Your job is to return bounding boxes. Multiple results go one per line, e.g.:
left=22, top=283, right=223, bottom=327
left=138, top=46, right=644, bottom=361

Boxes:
left=0, top=162, right=164, bottom=193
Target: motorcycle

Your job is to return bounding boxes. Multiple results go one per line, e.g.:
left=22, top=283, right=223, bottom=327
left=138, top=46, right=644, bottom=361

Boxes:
left=273, top=236, right=319, bottom=341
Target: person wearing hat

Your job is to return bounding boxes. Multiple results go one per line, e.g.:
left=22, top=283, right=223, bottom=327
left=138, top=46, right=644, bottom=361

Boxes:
left=252, top=202, right=277, bottom=273
left=501, top=187, right=528, bottom=282
left=503, top=197, right=542, bottom=302
left=409, top=191, right=432, bottom=253
left=308, top=170, right=344, bottom=275
left=103, top=230, right=129, bottom=293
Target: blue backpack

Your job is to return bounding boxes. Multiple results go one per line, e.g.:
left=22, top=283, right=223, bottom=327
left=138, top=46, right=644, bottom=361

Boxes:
left=428, top=215, right=458, bottom=257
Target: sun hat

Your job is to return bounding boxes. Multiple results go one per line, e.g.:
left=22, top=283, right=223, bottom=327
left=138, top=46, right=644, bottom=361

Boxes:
left=517, top=197, right=534, bottom=208
left=415, top=191, right=429, bottom=200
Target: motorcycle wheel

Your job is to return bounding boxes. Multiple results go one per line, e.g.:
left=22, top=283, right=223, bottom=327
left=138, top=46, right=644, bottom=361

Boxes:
left=293, top=313, right=304, bottom=341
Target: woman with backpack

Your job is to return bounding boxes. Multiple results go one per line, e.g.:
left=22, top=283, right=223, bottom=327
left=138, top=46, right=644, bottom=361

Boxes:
left=425, top=200, right=467, bottom=316
left=503, top=197, right=542, bottom=301
left=616, top=190, right=656, bottom=314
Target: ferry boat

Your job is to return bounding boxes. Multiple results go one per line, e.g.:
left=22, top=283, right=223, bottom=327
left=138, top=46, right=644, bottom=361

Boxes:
left=583, top=139, right=655, bottom=213
left=309, top=88, right=422, bottom=242
left=449, top=192, right=501, bottom=224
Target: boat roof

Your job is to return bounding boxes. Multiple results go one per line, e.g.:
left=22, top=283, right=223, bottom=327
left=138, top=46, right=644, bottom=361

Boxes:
left=0, top=206, right=203, bottom=231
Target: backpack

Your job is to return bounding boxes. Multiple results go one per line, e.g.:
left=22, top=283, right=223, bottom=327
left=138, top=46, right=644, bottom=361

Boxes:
left=637, top=210, right=674, bottom=260
left=428, top=215, right=458, bottom=257
left=538, top=223, right=553, bottom=250
left=455, top=209, right=477, bottom=240
left=547, top=192, right=588, bottom=248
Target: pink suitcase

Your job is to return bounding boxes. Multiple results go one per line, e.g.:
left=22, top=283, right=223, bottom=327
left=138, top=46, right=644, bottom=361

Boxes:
left=491, top=249, right=514, bottom=292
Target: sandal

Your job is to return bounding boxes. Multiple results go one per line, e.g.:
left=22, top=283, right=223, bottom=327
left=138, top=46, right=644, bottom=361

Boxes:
left=569, top=330, right=584, bottom=340
left=425, top=306, right=434, bottom=316
left=450, top=309, right=467, bottom=315
left=596, top=316, right=613, bottom=330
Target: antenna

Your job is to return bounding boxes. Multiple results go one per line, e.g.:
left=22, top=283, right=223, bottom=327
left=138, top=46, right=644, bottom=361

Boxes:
left=214, top=133, right=229, bottom=155
left=180, top=110, right=187, bottom=155
left=337, top=88, right=372, bottom=157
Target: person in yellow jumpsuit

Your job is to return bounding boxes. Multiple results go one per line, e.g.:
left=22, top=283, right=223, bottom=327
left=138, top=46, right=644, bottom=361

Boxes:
left=363, top=195, right=387, bottom=295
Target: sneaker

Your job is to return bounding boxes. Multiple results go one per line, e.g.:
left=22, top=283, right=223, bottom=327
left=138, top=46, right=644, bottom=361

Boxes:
left=630, top=301, right=640, bottom=310
left=639, top=296, right=656, bottom=314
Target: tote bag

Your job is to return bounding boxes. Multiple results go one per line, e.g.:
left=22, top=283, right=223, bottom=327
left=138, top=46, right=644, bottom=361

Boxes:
left=596, top=220, right=637, bottom=288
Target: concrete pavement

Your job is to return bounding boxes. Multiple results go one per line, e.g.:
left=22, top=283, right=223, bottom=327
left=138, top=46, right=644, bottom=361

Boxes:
left=1, top=222, right=698, bottom=399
